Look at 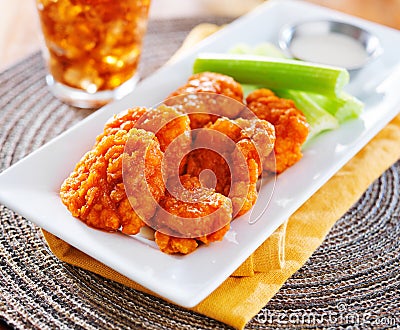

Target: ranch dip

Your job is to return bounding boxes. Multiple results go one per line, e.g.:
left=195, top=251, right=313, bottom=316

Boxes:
left=289, top=32, right=369, bottom=69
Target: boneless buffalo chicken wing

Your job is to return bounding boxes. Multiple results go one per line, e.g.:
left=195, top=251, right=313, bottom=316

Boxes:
left=61, top=72, right=308, bottom=254
left=60, top=128, right=164, bottom=235
left=245, top=89, right=309, bottom=173
left=186, top=117, right=275, bottom=217
left=154, top=174, right=232, bottom=254
left=167, top=72, right=245, bottom=129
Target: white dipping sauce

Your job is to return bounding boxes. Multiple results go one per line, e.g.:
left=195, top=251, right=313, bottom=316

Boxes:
left=290, top=32, right=368, bottom=69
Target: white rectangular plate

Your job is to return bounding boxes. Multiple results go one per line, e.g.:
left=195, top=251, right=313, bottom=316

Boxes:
left=1, top=0, right=400, bottom=308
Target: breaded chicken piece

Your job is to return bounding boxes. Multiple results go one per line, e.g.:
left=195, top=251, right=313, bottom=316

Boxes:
left=129, top=105, right=192, bottom=177
left=153, top=175, right=232, bottom=254
left=154, top=224, right=230, bottom=255
left=154, top=231, right=199, bottom=255
left=134, top=105, right=191, bottom=153
left=137, top=105, right=192, bottom=177
left=98, top=105, right=191, bottom=153
left=230, top=139, right=261, bottom=217
left=186, top=117, right=275, bottom=217
left=185, top=149, right=231, bottom=196
left=166, top=72, right=245, bottom=129
left=123, top=129, right=166, bottom=231
left=60, top=128, right=165, bottom=235
left=245, top=89, right=309, bottom=174
left=208, top=117, right=276, bottom=172
left=169, top=72, right=244, bottom=103
left=96, top=107, right=147, bottom=143
left=98, top=105, right=191, bottom=177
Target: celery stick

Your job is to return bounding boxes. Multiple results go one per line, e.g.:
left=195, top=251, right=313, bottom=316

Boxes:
left=308, top=92, right=364, bottom=123
left=275, top=89, right=339, bottom=140
left=230, top=42, right=287, bottom=59
left=229, top=43, right=253, bottom=55
left=222, top=42, right=362, bottom=140
left=193, top=53, right=350, bottom=97
left=253, top=43, right=288, bottom=58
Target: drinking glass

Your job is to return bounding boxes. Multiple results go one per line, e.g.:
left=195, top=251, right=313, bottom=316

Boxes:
left=35, top=0, right=151, bottom=108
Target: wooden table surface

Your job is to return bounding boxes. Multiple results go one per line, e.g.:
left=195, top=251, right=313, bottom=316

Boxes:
left=0, top=0, right=399, bottom=72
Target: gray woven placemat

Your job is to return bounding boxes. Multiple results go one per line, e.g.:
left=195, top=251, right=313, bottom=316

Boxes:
left=1, top=17, right=399, bottom=330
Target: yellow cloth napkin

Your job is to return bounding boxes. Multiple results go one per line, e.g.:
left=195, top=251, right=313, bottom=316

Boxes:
left=42, top=24, right=400, bottom=329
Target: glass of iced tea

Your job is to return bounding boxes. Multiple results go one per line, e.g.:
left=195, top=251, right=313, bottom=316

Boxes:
left=36, top=0, right=151, bottom=108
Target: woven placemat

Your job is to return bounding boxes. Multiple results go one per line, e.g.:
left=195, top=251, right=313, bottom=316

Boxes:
left=1, top=17, right=399, bottom=329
